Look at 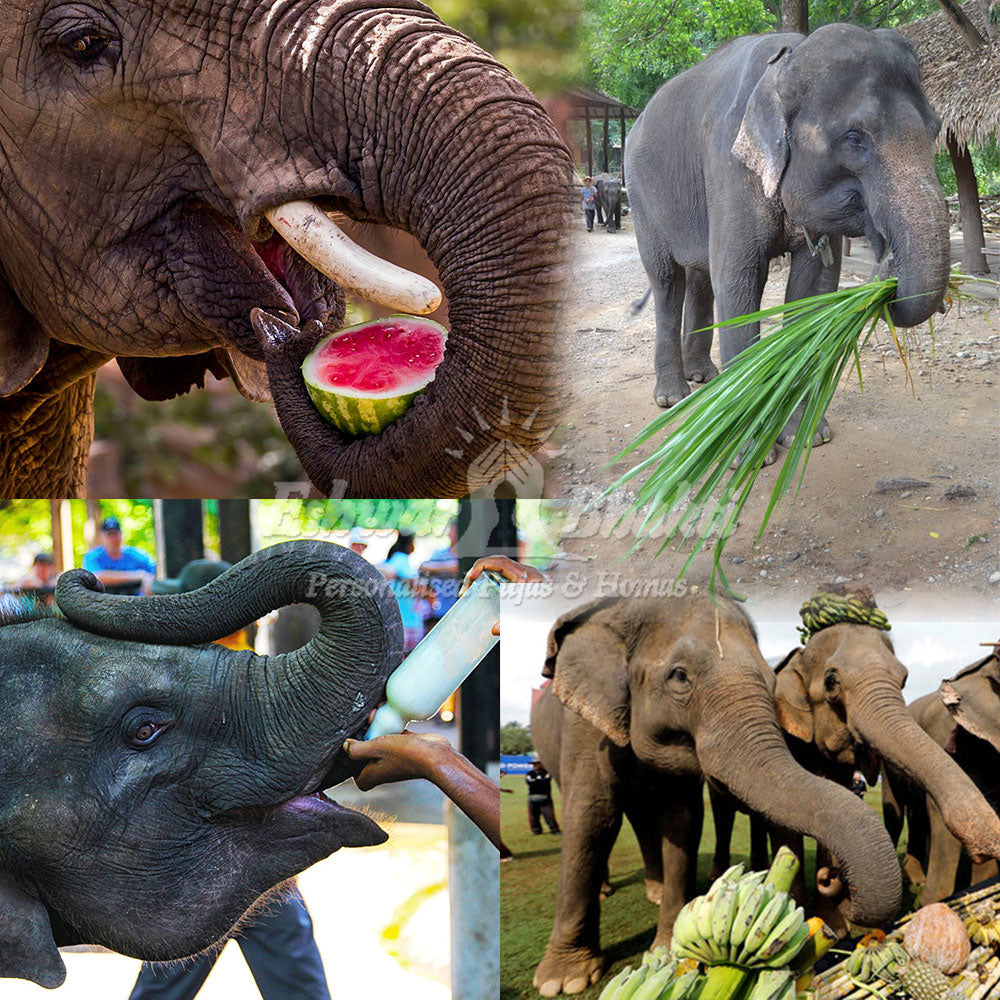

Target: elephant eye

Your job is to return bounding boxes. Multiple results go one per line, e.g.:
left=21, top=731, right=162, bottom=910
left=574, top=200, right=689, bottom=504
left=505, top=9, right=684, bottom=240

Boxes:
left=667, top=666, right=691, bottom=688
left=824, top=671, right=839, bottom=694
left=126, top=718, right=173, bottom=750
left=840, top=130, right=868, bottom=155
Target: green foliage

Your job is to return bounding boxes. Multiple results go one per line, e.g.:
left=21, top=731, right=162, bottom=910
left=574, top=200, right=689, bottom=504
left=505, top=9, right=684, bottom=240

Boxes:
left=936, top=138, right=1000, bottom=197
left=86, top=501, right=156, bottom=565
left=580, top=0, right=940, bottom=113
left=501, top=721, right=534, bottom=754
left=255, top=501, right=458, bottom=546
left=428, top=0, right=580, bottom=94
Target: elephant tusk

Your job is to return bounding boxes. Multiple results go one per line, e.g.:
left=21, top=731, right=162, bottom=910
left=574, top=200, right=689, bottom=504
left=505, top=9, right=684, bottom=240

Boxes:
left=265, top=201, right=442, bottom=315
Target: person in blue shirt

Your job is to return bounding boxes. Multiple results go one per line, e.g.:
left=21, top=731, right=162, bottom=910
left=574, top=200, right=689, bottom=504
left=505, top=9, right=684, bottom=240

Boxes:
left=581, top=177, right=596, bottom=232
left=419, top=521, right=459, bottom=629
left=379, top=530, right=427, bottom=652
left=82, top=516, right=156, bottom=596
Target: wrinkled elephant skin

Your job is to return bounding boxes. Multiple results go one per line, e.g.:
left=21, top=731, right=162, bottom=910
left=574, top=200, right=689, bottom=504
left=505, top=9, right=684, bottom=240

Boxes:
left=0, top=541, right=403, bottom=987
left=0, top=0, right=571, bottom=498
left=529, top=595, right=901, bottom=997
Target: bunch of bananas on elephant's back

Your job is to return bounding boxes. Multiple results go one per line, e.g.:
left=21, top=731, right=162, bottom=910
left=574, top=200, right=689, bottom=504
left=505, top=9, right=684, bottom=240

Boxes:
left=661, top=847, right=836, bottom=999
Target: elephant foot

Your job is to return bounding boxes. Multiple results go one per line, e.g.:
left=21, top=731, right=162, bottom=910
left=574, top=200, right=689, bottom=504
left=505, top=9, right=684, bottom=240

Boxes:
left=533, top=945, right=604, bottom=997
left=654, top=374, right=690, bottom=409
left=732, top=443, right=777, bottom=469
left=777, top=413, right=831, bottom=450
left=684, top=360, right=719, bottom=384
left=644, top=879, right=663, bottom=905
left=599, top=880, right=615, bottom=900
left=902, top=855, right=927, bottom=886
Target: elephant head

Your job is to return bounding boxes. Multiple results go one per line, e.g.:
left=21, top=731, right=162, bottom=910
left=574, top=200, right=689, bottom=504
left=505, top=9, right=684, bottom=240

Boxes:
left=940, top=649, right=1000, bottom=757
left=775, top=624, right=1000, bottom=867
left=0, top=0, right=571, bottom=497
left=543, top=594, right=902, bottom=926
left=0, top=540, right=402, bottom=988
left=732, top=23, right=948, bottom=327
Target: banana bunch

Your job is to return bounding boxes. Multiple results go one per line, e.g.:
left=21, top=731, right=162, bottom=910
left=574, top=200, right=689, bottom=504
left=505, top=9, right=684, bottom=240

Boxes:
left=596, top=956, right=700, bottom=1000
left=844, top=939, right=908, bottom=983
left=964, top=900, right=1000, bottom=947
left=671, top=856, right=809, bottom=969
left=798, top=593, right=890, bottom=642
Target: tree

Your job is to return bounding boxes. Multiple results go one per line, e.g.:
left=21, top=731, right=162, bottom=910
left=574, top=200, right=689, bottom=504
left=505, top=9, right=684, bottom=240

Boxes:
left=500, top=721, right=534, bottom=755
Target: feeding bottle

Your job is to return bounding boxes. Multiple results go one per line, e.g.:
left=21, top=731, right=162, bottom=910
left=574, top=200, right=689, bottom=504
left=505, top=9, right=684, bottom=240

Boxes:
left=365, top=570, right=502, bottom=739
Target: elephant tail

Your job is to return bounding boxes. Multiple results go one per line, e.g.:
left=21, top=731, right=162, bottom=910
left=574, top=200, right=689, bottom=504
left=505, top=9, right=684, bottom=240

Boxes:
left=631, top=287, right=652, bottom=314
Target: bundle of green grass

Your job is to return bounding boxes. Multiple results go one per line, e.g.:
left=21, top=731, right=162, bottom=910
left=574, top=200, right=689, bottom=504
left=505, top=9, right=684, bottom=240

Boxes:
left=606, top=275, right=964, bottom=590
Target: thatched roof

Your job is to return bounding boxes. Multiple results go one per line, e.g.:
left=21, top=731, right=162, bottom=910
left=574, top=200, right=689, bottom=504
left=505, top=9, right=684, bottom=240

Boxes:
left=897, top=1, right=1000, bottom=147
left=565, top=87, right=641, bottom=120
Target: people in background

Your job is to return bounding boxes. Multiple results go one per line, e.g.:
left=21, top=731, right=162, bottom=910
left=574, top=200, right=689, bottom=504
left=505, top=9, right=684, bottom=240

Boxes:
left=12, top=552, right=57, bottom=592
left=83, top=516, right=156, bottom=596
left=526, top=760, right=560, bottom=835
left=582, top=176, right=596, bottom=232
left=419, top=521, right=459, bottom=630
left=379, top=530, right=426, bottom=652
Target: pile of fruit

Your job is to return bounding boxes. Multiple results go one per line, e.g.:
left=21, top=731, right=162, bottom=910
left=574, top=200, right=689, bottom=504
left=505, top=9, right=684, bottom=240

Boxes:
left=598, top=848, right=836, bottom=1000
left=814, top=885, right=1000, bottom=999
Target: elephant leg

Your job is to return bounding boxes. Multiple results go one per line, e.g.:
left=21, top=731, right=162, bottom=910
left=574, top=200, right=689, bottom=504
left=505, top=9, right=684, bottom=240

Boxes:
left=776, top=237, right=843, bottom=448
left=972, top=860, right=1000, bottom=887
left=613, top=201, right=621, bottom=231
left=652, top=778, right=704, bottom=949
left=681, top=268, right=718, bottom=385
left=749, top=813, right=770, bottom=873
left=923, top=797, right=963, bottom=904
left=534, top=787, right=622, bottom=997
left=881, top=766, right=905, bottom=848
left=651, top=266, right=689, bottom=409
left=708, top=787, right=735, bottom=881
left=623, top=799, right=665, bottom=906
left=902, top=792, right=929, bottom=887
left=595, top=198, right=605, bottom=227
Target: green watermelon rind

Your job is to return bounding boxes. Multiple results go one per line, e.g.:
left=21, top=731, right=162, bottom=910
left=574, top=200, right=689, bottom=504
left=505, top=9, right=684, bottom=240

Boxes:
left=302, top=315, right=447, bottom=438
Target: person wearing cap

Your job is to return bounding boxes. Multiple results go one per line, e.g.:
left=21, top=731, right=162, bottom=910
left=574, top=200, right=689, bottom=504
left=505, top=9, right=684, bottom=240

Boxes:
left=82, top=517, right=156, bottom=596
left=13, top=552, right=57, bottom=592
left=581, top=176, right=597, bottom=232
left=127, top=560, right=331, bottom=1000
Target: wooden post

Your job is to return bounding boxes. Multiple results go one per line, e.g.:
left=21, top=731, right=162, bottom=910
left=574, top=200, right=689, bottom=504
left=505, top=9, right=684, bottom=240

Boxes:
left=620, top=108, right=627, bottom=186
left=49, top=500, right=75, bottom=573
left=602, top=107, right=610, bottom=173
left=585, top=112, right=593, bottom=178
left=947, top=130, right=989, bottom=275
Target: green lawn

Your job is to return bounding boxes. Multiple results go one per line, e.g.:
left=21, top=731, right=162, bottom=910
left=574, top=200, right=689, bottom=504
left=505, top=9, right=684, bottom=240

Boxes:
left=500, top=777, right=904, bottom=1000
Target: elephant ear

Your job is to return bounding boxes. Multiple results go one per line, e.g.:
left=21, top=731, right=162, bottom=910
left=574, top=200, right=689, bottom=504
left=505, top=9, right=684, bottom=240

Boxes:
left=0, top=264, right=50, bottom=397
left=773, top=648, right=814, bottom=744
left=118, top=350, right=272, bottom=403
left=544, top=598, right=631, bottom=747
left=732, top=45, right=792, bottom=200
left=0, top=870, right=66, bottom=988
left=940, top=654, right=1000, bottom=753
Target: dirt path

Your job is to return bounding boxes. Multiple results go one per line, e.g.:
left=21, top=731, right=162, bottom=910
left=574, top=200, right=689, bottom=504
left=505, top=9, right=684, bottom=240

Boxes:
left=546, top=217, right=1000, bottom=601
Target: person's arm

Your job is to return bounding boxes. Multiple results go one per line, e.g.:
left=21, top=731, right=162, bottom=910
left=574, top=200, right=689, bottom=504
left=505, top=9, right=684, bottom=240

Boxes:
left=344, top=733, right=501, bottom=850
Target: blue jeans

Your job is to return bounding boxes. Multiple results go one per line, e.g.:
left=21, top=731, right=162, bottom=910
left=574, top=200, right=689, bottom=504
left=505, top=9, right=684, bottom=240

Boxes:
left=584, top=208, right=595, bottom=231
left=127, top=890, right=330, bottom=1000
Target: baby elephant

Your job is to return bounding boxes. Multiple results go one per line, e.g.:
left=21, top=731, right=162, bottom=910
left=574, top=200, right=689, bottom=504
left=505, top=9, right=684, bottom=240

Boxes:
left=0, top=540, right=402, bottom=988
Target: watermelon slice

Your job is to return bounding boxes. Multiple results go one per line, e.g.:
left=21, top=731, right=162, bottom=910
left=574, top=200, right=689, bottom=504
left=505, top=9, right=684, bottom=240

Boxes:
left=302, top=316, right=447, bottom=437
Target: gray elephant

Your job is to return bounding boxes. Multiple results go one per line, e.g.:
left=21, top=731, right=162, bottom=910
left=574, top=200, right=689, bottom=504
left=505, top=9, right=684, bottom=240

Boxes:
left=0, top=540, right=402, bottom=988
left=529, top=595, right=903, bottom=997
left=626, top=24, right=949, bottom=450
left=0, top=0, right=570, bottom=499
left=594, top=173, right=622, bottom=233
left=883, top=647, right=1000, bottom=904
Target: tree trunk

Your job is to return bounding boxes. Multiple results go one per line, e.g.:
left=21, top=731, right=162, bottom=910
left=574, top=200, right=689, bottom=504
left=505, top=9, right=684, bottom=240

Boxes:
left=947, top=131, right=989, bottom=275
left=781, top=0, right=808, bottom=34
left=982, top=0, right=998, bottom=39
left=936, top=0, right=988, bottom=49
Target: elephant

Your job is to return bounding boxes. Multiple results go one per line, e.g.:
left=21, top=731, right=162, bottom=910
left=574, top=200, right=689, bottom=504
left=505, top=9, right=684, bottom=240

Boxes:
left=593, top=173, right=622, bottom=233
left=711, top=615, right=1000, bottom=933
left=626, top=24, right=949, bottom=450
left=529, top=594, right=904, bottom=997
left=0, top=0, right=571, bottom=499
left=0, top=540, right=403, bottom=988
left=883, top=646, right=1000, bottom=904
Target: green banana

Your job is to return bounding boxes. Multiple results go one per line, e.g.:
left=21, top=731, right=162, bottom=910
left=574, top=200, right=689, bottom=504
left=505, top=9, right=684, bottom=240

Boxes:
left=747, top=969, right=794, bottom=1000
left=710, top=881, right=739, bottom=958
left=630, top=967, right=675, bottom=1000
left=763, top=848, right=800, bottom=894
left=598, top=965, right=632, bottom=1000
left=757, top=904, right=806, bottom=963
left=729, top=883, right=768, bottom=957
left=694, top=892, right=716, bottom=945
left=737, top=891, right=788, bottom=964
left=763, top=916, right=810, bottom=968
left=614, top=965, right=652, bottom=1000
left=664, top=971, right=705, bottom=1000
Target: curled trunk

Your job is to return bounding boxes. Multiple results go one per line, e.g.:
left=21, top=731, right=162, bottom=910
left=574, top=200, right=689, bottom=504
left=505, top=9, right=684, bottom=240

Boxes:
left=697, top=679, right=901, bottom=926
left=55, top=541, right=403, bottom=804
left=851, top=681, right=1000, bottom=864
left=257, top=8, right=572, bottom=497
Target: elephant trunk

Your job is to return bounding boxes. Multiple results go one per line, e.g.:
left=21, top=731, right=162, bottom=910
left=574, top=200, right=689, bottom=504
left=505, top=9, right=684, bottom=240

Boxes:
left=260, top=8, right=572, bottom=496
left=55, top=541, right=404, bottom=804
left=868, top=146, right=950, bottom=329
left=850, top=679, right=1000, bottom=865
left=697, top=676, right=901, bottom=927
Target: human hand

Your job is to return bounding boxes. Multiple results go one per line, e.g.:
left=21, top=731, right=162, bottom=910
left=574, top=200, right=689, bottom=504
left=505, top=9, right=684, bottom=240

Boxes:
left=343, top=732, right=453, bottom=791
left=460, top=556, right=546, bottom=635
